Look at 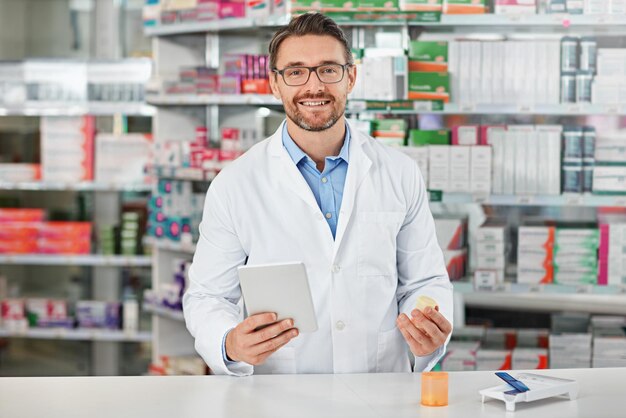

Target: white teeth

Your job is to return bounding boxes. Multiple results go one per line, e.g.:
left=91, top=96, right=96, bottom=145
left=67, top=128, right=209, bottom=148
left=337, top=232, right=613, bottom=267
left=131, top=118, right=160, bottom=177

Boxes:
left=300, top=101, right=329, bottom=107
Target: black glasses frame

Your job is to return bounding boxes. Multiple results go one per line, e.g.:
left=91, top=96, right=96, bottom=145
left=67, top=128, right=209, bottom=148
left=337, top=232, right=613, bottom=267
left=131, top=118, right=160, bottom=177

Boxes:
left=272, top=63, right=352, bottom=86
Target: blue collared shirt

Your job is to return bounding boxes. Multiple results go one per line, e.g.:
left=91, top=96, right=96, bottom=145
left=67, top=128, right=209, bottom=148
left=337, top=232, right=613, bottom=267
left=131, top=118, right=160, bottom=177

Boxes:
left=222, top=123, right=351, bottom=365
left=281, top=122, right=350, bottom=239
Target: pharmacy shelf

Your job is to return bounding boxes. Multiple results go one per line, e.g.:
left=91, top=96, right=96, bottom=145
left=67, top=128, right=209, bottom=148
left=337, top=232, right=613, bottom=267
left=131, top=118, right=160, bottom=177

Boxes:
left=435, top=193, right=626, bottom=207
left=0, top=328, right=152, bottom=342
left=348, top=101, right=626, bottom=115
left=0, top=103, right=155, bottom=117
left=454, top=281, right=626, bottom=315
left=144, top=14, right=626, bottom=36
left=146, top=165, right=217, bottom=182
left=439, top=13, right=626, bottom=27
left=0, top=181, right=152, bottom=192
left=0, top=255, right=152, bottom=267
left=148, top=96, right=626, bottom=115
left=144, top=237, right=196, bottom=254
left=146, top=94, right=280, bottom=107
left=144, top=304, right=185, bottom=322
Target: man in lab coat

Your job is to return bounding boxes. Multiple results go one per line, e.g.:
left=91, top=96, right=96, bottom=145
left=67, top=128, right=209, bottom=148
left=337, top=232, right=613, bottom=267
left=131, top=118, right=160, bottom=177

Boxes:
left=183, top=12, right=453, bottom=376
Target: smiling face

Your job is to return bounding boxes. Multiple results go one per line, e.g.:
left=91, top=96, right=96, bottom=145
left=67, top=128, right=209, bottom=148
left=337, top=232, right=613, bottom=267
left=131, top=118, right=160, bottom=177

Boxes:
left=269, top=34, right=356, bottom=132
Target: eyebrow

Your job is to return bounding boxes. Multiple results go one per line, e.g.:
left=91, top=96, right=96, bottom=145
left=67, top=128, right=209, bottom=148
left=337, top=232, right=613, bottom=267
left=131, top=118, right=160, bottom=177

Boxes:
left=282, top=60, right=343, bottom=67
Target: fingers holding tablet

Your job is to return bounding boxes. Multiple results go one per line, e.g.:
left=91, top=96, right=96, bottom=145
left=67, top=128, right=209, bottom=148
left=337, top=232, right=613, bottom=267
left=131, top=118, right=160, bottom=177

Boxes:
left=226, top=312, right=299, bottom=366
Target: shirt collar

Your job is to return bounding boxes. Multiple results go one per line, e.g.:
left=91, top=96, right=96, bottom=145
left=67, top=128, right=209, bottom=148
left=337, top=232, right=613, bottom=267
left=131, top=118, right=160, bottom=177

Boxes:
left=282, top=122, right=351, bottom=166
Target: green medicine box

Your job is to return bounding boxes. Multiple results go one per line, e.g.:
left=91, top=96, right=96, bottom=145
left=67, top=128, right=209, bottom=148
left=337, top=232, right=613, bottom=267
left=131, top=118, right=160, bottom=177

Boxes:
left=408, top=72, right=450, bottom=102
left=408, top=41, right=448, bottom=71
left=358, top=0, right=400, bottom=10
left=409, top=129, right=450, bottom=146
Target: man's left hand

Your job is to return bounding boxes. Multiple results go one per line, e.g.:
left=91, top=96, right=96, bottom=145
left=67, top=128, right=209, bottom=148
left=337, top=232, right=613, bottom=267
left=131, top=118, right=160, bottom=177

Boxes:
left=396, top=306, right=452, bottom=357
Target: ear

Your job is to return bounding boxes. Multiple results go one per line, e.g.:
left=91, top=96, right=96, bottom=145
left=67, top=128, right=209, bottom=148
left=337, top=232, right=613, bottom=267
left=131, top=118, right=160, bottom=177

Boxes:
left=269, top=73, right=282, bottom=101
left=346, top=64, right=357, bottom=94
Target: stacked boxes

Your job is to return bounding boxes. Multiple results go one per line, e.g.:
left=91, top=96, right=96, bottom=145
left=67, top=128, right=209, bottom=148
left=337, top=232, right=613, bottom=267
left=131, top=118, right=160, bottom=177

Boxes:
left=434, top=215, right=468, bottom=281
left=449, top=39, right=560, bottom=105
left=591, top=316, right=626, bottom=368
left=593, top=131, right=626, bottom=194
left=0, top=164, right=41, bottom=182
left=407, top=128, right=491, bottom=194
left=476, top=350, right=512, bottom=371
left=221, top=54, right=271, bottom=94
left=148, top=180, right=204, bottom=244
left=549, top=334, right=592, bottom=368
left=553, top=228, right=599, bottom=285
left=440, top=341, right=479, bottom=371
left=490, top=125, right=562, bottom=196
left=593, top=49, right=626, bottom=105
left=512, top=348, right=549, bottom=369
left=95, top=133, right=153, bottom=185
left=372, top=119, right=407, bottom=147
left=408, top=40, right=450, bottom=102
left=517, top=226, right=555, bottom=284
left=41, top=116, right=96, bottom=183
left=475, top=220, right=508, bottom=285
left=560, top=36, right=597, bottom=104
left=443, top=0, right=487, bottom=14
left=37, top=222, right=92, bottom=255
left=518, top=225, right=601, bottom=286
left=0, top=210, right=91, bottom=255
left=562, top=126, right=596, bottom=194
left=351, top=54, right=408, bottom=101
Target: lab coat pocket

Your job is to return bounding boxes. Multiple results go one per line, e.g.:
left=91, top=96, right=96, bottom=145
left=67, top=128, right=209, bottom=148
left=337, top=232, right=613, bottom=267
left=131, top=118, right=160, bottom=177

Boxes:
left=254, top=346, right=297, bottom=375
left=357, top=212, right=405, bottom=276
left=376, top=327, right=411, bottom=373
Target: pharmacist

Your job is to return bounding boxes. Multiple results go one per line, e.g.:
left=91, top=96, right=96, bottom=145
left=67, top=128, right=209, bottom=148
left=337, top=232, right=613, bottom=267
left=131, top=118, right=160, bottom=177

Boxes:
left=183, top=13, right=453, bottom=376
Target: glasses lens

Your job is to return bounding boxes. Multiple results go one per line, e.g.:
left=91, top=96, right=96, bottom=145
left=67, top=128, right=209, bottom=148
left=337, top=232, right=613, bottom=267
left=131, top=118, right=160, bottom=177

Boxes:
left=317, top=64, right=343, bottom=83
left=283, top=67, right=310, bottom=86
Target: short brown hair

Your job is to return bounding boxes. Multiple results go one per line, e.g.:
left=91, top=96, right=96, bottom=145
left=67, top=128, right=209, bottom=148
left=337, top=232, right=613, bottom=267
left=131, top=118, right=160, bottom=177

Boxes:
left=268, top=13, right=353, bottom=70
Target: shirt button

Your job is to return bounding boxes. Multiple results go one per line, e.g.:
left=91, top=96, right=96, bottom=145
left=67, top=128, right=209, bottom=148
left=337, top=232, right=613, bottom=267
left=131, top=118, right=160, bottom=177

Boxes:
left=325, top=213, right=332, bottom=219
left=336, top=321, right=345, bottom=331
left=317, top=213, right=324, bottom=221
left=321, top=177, right=328, bottom=183
left=331, top=264, right=340, bottom=273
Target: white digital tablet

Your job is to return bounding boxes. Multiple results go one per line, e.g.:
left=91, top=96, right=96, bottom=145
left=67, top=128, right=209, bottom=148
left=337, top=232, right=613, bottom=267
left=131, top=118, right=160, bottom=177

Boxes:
left=238, top=262, right=318, bottom=333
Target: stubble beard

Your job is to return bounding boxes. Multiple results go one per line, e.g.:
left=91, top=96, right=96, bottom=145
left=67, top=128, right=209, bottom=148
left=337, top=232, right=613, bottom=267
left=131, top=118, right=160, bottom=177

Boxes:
left=286, top=93, right=346, bottom=132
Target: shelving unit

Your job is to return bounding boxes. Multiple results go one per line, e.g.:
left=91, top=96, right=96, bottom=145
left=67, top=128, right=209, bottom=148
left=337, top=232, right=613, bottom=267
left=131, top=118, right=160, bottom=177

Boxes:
left=0, top=255, right=152, bottom=267
left=0, top=181, right=152, bottom=192
left=0, top=104, right=155, bottom=117
left=144, top=14, right=626, bottom=37
left=0, top=328, right=152, bottom=342
left=144, top=7, right=626, bottom=370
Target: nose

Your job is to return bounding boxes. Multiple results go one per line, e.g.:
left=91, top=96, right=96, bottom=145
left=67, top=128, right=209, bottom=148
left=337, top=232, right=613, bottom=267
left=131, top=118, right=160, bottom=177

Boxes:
left=302, top=69, right=325, bottom=92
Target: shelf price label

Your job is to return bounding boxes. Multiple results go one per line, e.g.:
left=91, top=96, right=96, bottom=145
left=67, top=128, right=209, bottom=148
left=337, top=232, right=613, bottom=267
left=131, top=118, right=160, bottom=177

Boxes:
left=528, top=284, right=542, bottom=293
left=472, top=193, right=489, bottom=204
left=517, top=195, right=534, bottom=205
left=413, top=101, right=433, bottom=112
left=565, top=194, right=584, bottom=206
left=459, top=103, right=475, bottom=113
left=576, top=285, right=593, bottom=294
left=517, top=105, right=534, bottom=113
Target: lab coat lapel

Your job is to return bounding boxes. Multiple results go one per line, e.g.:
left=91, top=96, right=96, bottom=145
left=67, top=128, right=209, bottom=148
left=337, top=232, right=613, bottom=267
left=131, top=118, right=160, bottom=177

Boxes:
left=268, top=121, right=321, bottom=213
left=333, top=124, right=372, bottom=259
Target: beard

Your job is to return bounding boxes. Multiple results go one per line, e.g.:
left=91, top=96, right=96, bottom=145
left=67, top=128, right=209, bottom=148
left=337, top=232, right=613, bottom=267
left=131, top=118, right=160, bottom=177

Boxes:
left=285, top=92, right=346, bottom=132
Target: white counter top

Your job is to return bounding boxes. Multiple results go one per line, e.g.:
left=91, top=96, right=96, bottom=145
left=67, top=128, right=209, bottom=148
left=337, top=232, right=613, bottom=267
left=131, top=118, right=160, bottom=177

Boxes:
left=1, top=368, right=624, bottom=418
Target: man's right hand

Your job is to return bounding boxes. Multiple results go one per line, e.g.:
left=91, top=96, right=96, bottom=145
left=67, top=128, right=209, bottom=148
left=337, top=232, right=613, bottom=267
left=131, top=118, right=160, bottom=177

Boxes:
left=225, top=313, right=299, bottom=366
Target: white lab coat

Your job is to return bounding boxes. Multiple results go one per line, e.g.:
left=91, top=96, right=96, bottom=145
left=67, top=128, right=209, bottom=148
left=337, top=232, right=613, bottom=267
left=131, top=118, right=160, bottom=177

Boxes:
left=183, top=120, right=453, bottom=376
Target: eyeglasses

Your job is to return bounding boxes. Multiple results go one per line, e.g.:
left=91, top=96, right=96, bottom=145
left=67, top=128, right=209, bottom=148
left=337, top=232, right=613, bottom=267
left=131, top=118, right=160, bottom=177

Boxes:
left=272, top=63, right=351, bottom=87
